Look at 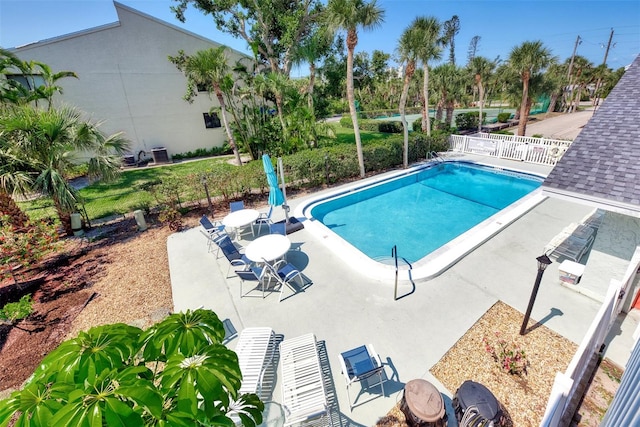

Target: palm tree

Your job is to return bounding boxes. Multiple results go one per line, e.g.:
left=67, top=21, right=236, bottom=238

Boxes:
left=397, top=20, right=421, bottom=168
left=254, top=71, right=290, bottom=140
left=413, top=16, right=442, bottom=135
left=326, top=0, right=384, bottom=178
left=508, top=41, right=553, bottom=136
left=182, top=47, right=243, bottom=166
left=468, top=56, right=495, bottom=132
left=0, top=105, right=130, bottom=235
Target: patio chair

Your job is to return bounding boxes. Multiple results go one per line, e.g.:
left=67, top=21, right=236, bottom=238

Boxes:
left=255, top=206, right=274, bottom=235
left=200, top=214, right=225, bottom=236
left=235, top=265, right=272, bottom=298
left=269, top=222, right=286, bottom=236
left=230, top=201, right=245, bottom=212
left=339, top=343, right=386, bottom=411
left=219, top=236, right=252, bottom=277
left=235, top=327, right=277, bottom=397
left=280, top=333, right=331, bottom=426
left=265, top=259, right=309, bottom=302
left=199, top=229, right=228, bottom=256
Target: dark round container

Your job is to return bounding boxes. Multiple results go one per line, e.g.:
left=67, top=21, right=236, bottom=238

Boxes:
left=400, top=379, right=448, bottom=427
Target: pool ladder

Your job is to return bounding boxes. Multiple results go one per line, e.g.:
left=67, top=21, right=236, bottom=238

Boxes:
left=391, top=245, right=415, bottom=300
left=429, top=151, right=444, bottom=163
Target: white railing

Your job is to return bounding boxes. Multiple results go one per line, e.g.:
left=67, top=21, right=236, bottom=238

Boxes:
left=540, top=246, right=640, bottom=426
left=449, top=133, right=572, bottom=166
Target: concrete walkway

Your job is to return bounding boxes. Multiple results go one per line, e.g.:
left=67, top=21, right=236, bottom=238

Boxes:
left=167, top=155, right=638, bottom=426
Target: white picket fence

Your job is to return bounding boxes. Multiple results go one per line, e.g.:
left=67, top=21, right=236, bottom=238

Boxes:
left=540, top=246, right=640, bottom=426
left=449, top=133, right=573, bottom=166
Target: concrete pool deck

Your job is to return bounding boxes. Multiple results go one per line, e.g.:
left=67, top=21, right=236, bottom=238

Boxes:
left=168, top=154, right=639, bottom=426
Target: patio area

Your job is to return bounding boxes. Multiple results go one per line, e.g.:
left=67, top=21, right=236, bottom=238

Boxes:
left=167, top=154, right=639, bottom=426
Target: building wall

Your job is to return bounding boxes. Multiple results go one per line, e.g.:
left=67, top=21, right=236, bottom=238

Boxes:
left=11, top=2, right=250, bottom=160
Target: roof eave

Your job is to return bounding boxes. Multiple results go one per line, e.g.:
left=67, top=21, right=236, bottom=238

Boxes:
left=541, top=187, right=640, bottom=219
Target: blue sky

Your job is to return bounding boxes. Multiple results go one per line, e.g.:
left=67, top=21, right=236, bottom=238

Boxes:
left=1, top=0, right=638, bottom=76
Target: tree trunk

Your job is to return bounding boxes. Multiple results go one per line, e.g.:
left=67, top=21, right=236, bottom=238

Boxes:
left=347, top=30, right=365, bottom=178
left=308, top=63, right=316, bottom=112
left=215, top=87, right=243, bottom=166
left=54, top=200, right=73, bottom=236
left=477, top=75, right=484, bottom=133
left=422, top=64, right=431, bottom=136
left=400, top=61, right=414, bottom=168
left=517, top=73, right=530, bottom=136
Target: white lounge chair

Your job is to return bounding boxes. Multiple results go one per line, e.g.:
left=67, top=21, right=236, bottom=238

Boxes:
left=280, top=333, right=331, bottom=426
left=235, top=327, right=277, bottom=397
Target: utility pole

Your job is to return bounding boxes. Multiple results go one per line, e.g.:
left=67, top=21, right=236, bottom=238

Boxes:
left=566, top=35, right=581, bottom=113
left=593, top=28, right=614, bottom=112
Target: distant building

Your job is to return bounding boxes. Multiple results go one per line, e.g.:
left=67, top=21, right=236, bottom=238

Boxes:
left=8, top=1, right=251, bottom=161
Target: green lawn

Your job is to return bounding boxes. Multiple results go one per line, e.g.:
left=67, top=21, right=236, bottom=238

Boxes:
left=19, top=156, right=236, bottom=221
left=19, top=126, right=392, bottom=222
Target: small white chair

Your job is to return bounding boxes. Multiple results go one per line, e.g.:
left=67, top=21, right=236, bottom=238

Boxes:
left=255, top=206, right=274, bottom=234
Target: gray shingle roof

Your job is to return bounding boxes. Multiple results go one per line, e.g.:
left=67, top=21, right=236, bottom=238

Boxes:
left=542, top=55, right=640, bottom=215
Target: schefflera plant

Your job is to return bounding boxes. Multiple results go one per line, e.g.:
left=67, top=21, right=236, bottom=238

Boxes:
left=0, top=309, right=263, bottom=426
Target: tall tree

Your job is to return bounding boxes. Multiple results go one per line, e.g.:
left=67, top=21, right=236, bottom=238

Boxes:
left=413, top=16, right=442, bottom=135
left=0, top=105, right=130, bottom=235
left=170, top=47, right=243, bottom=166
left=326, top=0, right=384, bottom=178
left=508, top=41, right=554, bottom=136
left=468, top=56, right=495, bottom=132
left=467, top=35, right=481, bottom=64
left=443, top=15, right=460, bottom=65
left=171, top=0, right=323, bottom=76
left=397, top=19, right=421, bottom=168
left=292, top=27, right=333, bottom=113
left=371, top=50, right=391, bottom=82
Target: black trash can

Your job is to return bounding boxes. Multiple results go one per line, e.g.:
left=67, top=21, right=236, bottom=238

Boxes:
left=453, top=380, right=504, bottom=426
left=151, top=147, right=169, bottom=164
left=400, top=379, right=448, bottom=427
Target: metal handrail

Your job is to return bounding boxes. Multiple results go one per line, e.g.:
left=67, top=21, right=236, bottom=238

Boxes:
left=392, top=246, right=414, bottom=300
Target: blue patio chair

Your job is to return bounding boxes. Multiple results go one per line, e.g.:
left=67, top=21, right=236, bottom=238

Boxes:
left=199, top=230, right=228, bottom=256
left=235, top=265, right=271, bottom=299
left=219, top=236, right=251, bottom=277
left=269, top=222, right=286, bottom=236
left=263, top=260, right=308, bottom=302
left=339, top=344, right=386, bottom=411
left=255, top=206, right=274, bottom=235
left=200, top=214, right=225, bottom=235
left=230, top=201, right=245, bottom=212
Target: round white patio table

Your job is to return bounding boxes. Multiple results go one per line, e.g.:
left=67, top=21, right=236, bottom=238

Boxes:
left=222, top=208, right=259, bottom=240
left=245, top=234, right=291, bottom=263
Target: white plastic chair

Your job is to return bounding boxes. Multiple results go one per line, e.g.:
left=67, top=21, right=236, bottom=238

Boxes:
left=280, top=333, right=331, bottom=426
left=235, top=327, right=277, bottom=397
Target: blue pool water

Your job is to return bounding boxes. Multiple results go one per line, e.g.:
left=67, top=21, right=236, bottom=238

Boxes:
left=310, top=162, right=542, bottom=263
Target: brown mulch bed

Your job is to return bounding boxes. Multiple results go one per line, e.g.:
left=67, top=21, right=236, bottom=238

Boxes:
left=0, top=213, right=177, bottom=395
left=430, top=301, right=578, bottom=427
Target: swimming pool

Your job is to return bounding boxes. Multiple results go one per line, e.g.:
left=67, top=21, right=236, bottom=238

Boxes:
left=297, top=161, right=546, bottom=281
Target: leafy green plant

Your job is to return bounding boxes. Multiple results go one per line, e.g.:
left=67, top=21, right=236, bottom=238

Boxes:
left=0, top=294, right=33, bottom=323
left=0, top=309, right=264, bottom=426
left=483, top=332, right=528, bottom=376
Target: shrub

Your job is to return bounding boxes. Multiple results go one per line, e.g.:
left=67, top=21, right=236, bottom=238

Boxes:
left=497, top=112, right=511, bottom=123
left=172, top=145, right=231, bottom=161
left=0, top=294, right=33, bottom=323
left=455, top=111, right=487, bottom=130
left=491, top=129, right=514, bottom=135
left=483, top=332, right=528, bottom=376
left=377, top=121, right=403, bottom=133
left=0, top=309, right=264, bottom=426
left=412, top=117, right=437, bottom=133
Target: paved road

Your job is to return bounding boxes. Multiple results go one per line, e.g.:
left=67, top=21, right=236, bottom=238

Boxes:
left=524, top=108, right=595, bottom=140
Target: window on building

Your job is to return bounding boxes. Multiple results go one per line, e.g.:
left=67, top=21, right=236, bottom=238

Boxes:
left=196, top=83, right=209, bottom=92
left=6, top=74, right=46, bottom=90
left=203, top=112, right=221, bottom=129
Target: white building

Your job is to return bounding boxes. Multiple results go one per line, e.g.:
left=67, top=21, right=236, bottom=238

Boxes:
left=8, top=1, right=251, bottom=162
